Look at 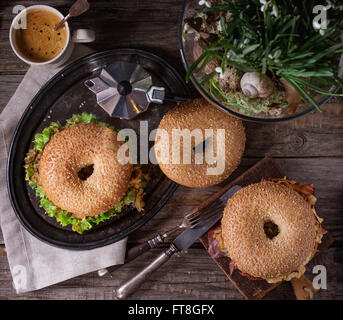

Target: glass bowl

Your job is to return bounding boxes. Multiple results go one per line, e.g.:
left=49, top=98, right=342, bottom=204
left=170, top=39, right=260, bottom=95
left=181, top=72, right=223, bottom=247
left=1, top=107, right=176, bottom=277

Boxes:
left=178, top=0, right=341, bottom=123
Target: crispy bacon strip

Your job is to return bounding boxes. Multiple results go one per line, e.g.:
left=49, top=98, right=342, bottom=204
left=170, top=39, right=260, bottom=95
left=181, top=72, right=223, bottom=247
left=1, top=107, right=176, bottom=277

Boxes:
left=208, top=226, right=236, bottom=275
left=24, top=149, right=37, bottom=164
left=264, top=177, right=316, bottom=206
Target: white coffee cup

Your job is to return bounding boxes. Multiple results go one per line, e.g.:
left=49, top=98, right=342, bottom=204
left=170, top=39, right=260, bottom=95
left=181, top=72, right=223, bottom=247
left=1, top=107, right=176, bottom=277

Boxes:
left=9, top=5, right=95, bottom=66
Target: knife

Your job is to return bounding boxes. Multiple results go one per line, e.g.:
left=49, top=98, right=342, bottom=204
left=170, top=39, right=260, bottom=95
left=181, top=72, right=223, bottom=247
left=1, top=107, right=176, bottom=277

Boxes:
left=115, top=185, right=241, bottom=299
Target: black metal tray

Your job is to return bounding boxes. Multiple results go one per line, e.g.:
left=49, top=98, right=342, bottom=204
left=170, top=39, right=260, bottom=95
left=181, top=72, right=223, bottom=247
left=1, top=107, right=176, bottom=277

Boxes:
left=7, top=48, right=190, bottom=250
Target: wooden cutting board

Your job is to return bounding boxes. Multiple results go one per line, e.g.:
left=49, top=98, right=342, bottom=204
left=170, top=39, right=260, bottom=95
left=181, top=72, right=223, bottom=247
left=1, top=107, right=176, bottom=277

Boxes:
left=199, top=157, right=334, bottom=300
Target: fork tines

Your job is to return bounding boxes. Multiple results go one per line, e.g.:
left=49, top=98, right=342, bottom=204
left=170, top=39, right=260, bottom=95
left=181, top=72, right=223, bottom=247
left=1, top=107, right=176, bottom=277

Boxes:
left=185, top=200, right=224, bottom=228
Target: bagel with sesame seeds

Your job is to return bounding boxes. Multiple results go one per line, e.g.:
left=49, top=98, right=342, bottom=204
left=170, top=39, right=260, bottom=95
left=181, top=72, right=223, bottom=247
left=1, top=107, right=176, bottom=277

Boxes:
left=39, top=122, right=132, bottom=218
left=154, top=98, right=245, bottom=188
left=221, top=181, right=324, bottom=283
left=24, top=113, right=149, bottom=234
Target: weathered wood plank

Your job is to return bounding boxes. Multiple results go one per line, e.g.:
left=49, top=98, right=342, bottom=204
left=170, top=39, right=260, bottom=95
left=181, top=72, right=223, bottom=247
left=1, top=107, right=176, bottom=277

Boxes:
left=0, top=245, right=341, bottom=300
left=1, top=157, right=343, bottom=245
left=0, top=75, right=23, bottom=111
left=245, top=103, right=343, bottom=158
left=0, top=0, right=186, bottom=73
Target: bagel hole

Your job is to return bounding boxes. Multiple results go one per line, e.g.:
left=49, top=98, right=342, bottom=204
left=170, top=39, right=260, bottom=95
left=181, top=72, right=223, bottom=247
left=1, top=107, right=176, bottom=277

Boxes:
left=78, top=164, right=94, bottom=180
left=263, top=220, right=279, bottom=239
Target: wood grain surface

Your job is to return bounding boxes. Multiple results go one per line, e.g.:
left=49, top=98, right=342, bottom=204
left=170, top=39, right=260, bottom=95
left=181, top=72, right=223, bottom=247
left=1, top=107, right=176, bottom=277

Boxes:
left=0, top=0, right=343, bottom=300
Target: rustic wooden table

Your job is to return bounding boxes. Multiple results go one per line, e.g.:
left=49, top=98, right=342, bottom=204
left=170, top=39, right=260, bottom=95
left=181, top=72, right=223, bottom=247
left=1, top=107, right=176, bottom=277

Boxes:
left=0, top=0, right=342, bottom=300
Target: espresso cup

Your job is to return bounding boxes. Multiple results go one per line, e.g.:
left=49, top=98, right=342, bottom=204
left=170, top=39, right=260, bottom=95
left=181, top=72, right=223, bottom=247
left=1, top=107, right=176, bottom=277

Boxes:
left=9, top=5, right=95, bottom=66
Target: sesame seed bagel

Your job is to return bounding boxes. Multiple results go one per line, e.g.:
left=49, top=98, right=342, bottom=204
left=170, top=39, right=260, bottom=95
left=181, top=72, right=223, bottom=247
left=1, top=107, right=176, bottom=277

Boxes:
left=155, top=98, right=245, bottom=188
left=221, top=181, right=322, bottom=283
left=39, top=123, right=132, bottom=218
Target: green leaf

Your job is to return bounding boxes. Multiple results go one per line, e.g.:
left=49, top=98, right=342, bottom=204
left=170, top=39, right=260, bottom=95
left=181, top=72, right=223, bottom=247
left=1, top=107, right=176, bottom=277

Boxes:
left=40, top=198, right=57, bottom=217
left=209, top=79, right=251, bottom=113
left=242, top=44, right=260, bottom=56
left=287, top=76, right=343, bottom=96
left=185, top=51, right=208, bottom=83
left=305, top=43, right=343, bottom=65
left=33, top=121, right=61, bottom=152
left=196, top=54, right=214, bottom=74
left=283, top=76, right=321, bottom=111
left=220, top=16, right=228, bottom=37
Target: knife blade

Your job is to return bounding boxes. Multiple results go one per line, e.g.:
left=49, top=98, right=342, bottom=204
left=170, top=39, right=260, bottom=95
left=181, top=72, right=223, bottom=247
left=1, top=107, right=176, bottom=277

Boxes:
left=116, top=185, right=241, bottom=299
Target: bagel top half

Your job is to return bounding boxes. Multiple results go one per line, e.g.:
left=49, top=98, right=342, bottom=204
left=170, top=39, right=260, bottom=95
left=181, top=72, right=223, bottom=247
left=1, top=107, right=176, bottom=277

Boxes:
left=39, top=122, right=132, bottom=218
left=154, top=98, right=246, bottom=188
left=221, top=181, right=323, bottom=283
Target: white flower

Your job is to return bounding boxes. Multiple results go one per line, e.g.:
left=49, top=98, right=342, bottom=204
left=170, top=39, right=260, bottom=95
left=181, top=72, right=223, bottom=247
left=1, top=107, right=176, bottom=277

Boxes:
left=217, top=20, right=222, bottom=32
left=268, top=49, right=282, bottom=63
left=226, top=52, right=232, bottom=59
left=274, top=49, right=281, bottom=59
left=199, top=0, right=211, bottom=8
left=260, top=0, right=268, bottom=12
left=272, top=4, right=278, bottom=17
left=215, top=67, right=225, bottom=79
left=260, top=0, right=278, bottom=17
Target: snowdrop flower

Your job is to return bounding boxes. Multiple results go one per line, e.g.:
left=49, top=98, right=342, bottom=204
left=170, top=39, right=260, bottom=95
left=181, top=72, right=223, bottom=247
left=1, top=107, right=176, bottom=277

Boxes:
left=199, top=0, right=211, bottom=8
left=243, top=38, right=250, bottom=45
left=268, top=49, right=282, bottom=63
left=272, top=4, right=278, bottom=17
left=273, top=49, right=282, bottom=59
left=215, top=67, right=224, bottom=79
left=226, top=52, right=232, bottom=59
left=260, top=0, right=278, bottom=17
left=259, top=0, right=267, bottom=12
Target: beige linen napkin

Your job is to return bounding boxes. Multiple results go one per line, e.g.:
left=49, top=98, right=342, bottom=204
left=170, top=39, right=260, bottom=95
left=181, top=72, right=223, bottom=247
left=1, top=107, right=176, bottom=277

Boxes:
left=0, top=45, right=127, bottom=294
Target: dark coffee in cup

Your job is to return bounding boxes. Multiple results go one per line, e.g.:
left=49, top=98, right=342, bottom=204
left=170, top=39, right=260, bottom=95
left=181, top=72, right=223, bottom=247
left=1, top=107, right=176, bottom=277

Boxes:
left=14, top=9, right=67, bottom=62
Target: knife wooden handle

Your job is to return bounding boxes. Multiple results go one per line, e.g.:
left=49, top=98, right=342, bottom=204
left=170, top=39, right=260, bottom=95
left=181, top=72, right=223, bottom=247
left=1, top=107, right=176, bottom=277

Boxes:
left=116, top=244, right=178, bottom=300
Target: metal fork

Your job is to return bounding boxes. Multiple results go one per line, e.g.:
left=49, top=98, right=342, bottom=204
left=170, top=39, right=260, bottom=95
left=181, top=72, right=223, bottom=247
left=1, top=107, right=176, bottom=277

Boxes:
left=97, top=199, right=224, bottom=277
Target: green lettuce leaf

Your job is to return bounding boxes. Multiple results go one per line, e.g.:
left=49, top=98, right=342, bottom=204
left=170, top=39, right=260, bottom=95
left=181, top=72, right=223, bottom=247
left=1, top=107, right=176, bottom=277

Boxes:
left=33, top=121, right=62, bottom=152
